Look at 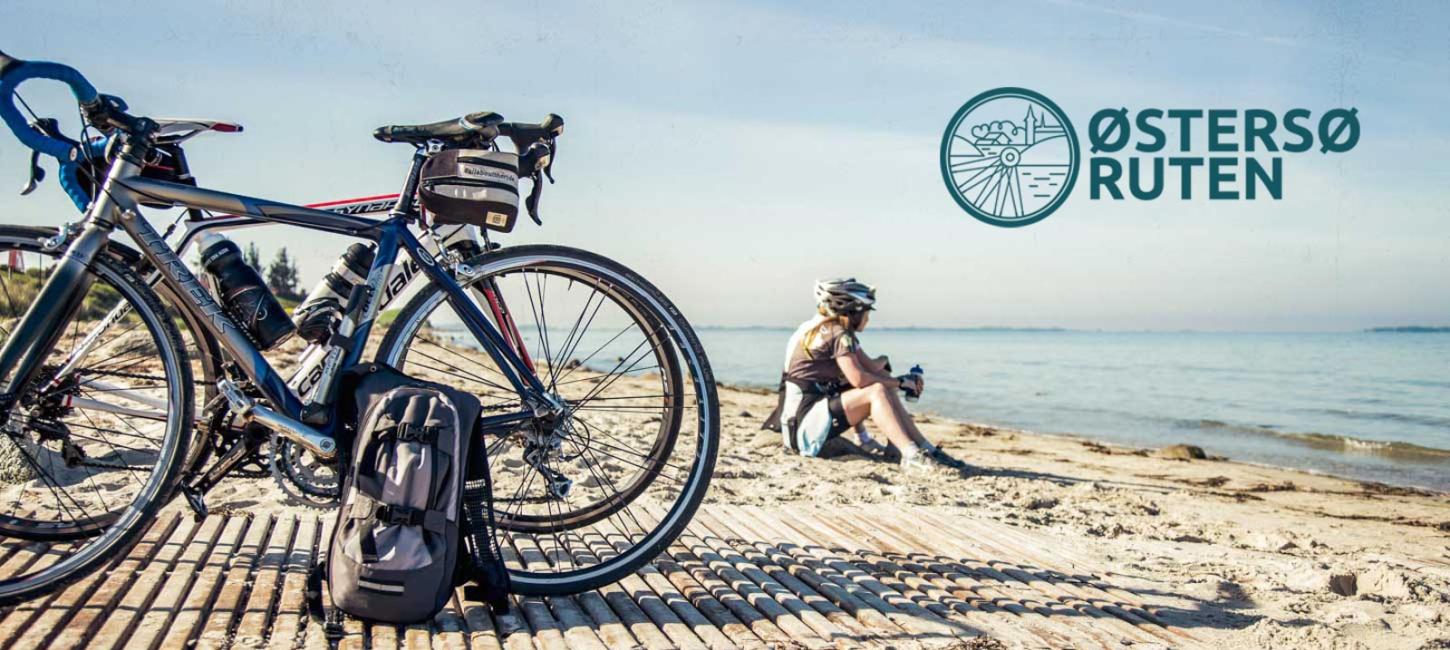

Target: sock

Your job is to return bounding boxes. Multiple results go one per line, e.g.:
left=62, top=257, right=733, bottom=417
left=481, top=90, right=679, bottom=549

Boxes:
left=856, top=425, right=876, bottom=445
left=898, top=443, right=922, bottom=461
left=920, top=440, right=939, bottom=454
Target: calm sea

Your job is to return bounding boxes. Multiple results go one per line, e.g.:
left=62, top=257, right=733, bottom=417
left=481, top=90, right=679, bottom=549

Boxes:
left=697, top=328, right=1450, bottom=491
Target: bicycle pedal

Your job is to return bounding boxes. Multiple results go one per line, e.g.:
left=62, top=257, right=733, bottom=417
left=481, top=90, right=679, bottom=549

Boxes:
left=180, top=484, right=209, bottom=521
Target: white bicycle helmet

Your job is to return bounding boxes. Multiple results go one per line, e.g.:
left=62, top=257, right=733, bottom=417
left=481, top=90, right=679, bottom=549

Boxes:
left=814, top=277, right=876, bottom=316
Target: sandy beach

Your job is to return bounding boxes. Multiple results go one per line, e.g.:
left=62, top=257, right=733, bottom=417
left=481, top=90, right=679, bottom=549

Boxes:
left=186, top=354, right=1450, bottom=649
left=5, top=321, right=1440, bottom=648
left=702, top=383, right=1450, bottom=649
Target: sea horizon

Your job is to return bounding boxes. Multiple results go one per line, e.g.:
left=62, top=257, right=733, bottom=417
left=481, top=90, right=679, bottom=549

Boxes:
left=693, top=328, right=1450, bottom=491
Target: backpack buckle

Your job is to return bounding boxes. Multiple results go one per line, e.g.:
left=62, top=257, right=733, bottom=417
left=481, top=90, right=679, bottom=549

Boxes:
left=376, top=504, right=424, bottom=526
left=395, top=422, right=438, bottom=444
left=323, top=612, right=346, bottom=642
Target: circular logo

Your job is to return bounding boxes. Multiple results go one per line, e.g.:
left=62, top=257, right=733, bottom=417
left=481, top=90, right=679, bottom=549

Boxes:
left=940, top=88, right=1079, bottom=227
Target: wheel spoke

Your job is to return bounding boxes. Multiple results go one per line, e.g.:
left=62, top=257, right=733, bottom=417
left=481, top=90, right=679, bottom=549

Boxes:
left=383, top=253, right=713, bottom=585
left=0, top=240, right=186, bottom=601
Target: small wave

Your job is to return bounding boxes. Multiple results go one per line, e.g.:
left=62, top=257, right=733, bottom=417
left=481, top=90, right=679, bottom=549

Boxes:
left=1280, top=432, right=1450, bottom=460
left=1311, top=408, right=1450, bottom=429
left=1191, top=419, right=1450, bottom=461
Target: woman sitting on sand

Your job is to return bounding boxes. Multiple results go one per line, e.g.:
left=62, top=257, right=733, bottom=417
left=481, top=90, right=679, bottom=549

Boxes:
left=764, top=278, right=967, bottom=474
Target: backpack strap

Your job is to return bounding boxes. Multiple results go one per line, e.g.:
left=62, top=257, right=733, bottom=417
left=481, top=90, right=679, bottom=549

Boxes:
left=305, top=560, right=346, bottom=645
left=349, top=494, right=450, bottom=562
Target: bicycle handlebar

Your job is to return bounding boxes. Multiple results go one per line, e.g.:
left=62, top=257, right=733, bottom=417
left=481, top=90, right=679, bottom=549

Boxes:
left=498, top=114, right=564, bottom=151
left=0, top=50, right=101, bottom=162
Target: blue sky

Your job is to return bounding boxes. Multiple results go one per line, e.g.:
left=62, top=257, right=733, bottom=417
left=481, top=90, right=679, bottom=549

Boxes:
left=2, top=1, right=1447, bottom=330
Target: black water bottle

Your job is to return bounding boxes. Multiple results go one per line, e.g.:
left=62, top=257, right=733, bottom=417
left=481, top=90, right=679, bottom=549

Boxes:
left=200, top=233, right=295, bottom=349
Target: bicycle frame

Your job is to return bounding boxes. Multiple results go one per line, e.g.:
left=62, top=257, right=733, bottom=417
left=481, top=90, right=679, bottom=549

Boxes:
left=0, top=141, right=553, bottom=457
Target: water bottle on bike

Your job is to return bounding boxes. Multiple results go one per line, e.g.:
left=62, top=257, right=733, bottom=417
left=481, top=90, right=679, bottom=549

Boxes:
left=0, top=48, right=718, bottom=608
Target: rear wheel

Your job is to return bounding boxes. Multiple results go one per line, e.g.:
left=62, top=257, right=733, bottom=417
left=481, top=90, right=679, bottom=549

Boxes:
left=0, top=229, right=192, bottom=606
left=379, top=244, right=718, bottom=595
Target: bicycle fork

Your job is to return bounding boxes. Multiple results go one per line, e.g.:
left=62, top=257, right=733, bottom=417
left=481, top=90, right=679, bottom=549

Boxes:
left=0, top=217, right=114, bottom=425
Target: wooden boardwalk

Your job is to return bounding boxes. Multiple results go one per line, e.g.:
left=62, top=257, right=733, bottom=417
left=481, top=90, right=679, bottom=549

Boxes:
left=0, top=505, right=1203, bottom=649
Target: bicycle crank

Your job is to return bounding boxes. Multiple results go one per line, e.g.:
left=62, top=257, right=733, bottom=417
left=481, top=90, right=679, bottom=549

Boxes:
left=218, top=379, right=336, bottom=460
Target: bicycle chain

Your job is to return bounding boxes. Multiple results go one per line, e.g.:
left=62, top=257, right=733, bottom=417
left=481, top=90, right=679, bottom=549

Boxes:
left=77, top=368, right=168, bottom=382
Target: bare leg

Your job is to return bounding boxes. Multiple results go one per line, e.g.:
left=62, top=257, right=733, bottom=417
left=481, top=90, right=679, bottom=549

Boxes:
left=839, top=383, right=929, bottom=453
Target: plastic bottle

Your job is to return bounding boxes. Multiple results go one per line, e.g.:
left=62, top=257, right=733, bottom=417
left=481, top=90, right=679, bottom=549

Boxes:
left=292, top=242, right=376, bottom=342
left=200, top=233, right=295, bottom=349
left=903, top=364, right=924, bottom=402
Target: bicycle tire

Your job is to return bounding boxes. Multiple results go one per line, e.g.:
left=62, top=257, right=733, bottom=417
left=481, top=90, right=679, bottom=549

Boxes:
left=0, top=226, right=223, bottom=480
left=384, top=250, right=688, bottom=532
left=378, top=244, right=718, bottom=595
left=0, top=226, right=193, bottom=606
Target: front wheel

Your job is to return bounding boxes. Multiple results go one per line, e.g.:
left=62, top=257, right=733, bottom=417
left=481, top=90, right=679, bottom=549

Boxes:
left=378, top=245, right=718, bottom=595
left=0, top=229, right=193, bottom=606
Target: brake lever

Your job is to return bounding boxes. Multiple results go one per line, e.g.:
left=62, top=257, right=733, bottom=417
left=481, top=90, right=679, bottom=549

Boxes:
left=20, top=149, right=44, bottom=196
left=525, top=171, right=544, bottom=225
left=20, top=117, right=69, bottom=196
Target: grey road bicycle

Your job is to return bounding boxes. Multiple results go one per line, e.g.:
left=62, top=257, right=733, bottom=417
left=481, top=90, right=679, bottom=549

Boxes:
left=0, top=50, right=718, bottom=605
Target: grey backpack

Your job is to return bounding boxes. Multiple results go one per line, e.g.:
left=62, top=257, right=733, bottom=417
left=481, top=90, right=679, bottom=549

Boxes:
left=320, top=363, right=483, bottom=624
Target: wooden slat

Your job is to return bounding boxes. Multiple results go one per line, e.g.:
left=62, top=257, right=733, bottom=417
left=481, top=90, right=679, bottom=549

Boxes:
left=266, top=515, right=320, bottom=650
left=801, top=507, right=1062, bottom=648
left=680, top=509, right=850, bottom=647
left=741, top=505, right=994, bottom=643
left=47, top=515, right=182, bottom=649
left=694, top=507, right=894, bottom=644
left=508, top=528, right=608, bottom=650
left=0, top=505, right=1198, bottom=650
left=453, top=585, right=503, bottom=650
left=903, top=507, right=1195, bottom=647
left=127, top=515, right=227, bottom=649
left=234, top=514, right=299, bottom=648
left=159, top=515, right=253, bottom=649
left=543, top=527, right=672, bottom=650
left=669, top=518, right=831, bottom=650
left=0, top=542, right=58, bottom=643
left=594, top=518, right=740, bottom=650
left=715, top=506, right=926, bottom=640
left=845, top=506, right=1136, bottom=648
left=196, top=514, right=276, bottom=649
left=86, top=516, right=203, bottom=650
left=786, top=507, right=1069, bottom=649
left=914, top=505, right=1196, bottom=641
left=656, top=524, right=801, bottom=649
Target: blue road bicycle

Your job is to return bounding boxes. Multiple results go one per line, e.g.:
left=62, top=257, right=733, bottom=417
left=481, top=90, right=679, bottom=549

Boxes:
left=0, top=51, right=717, bottom=604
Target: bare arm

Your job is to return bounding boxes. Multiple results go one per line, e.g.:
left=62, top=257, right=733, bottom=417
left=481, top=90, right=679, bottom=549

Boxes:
left=838, top=349, right=898, bottom=389
left=859, top=353, right=890, bottom=373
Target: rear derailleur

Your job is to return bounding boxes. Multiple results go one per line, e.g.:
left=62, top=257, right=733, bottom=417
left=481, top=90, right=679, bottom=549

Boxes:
left=522, top=417, right=576, bottom=501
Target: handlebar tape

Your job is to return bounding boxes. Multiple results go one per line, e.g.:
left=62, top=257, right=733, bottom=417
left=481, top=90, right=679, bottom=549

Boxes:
left=57, top=162, right=91, bottom=212
left=0, top=52, right=101, bottom=161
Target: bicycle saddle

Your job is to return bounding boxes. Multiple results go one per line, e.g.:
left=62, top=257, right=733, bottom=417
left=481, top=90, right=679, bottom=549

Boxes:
left=152, top=118, right=243, bottom=144
left=373, top=111, right=504, bottom=145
